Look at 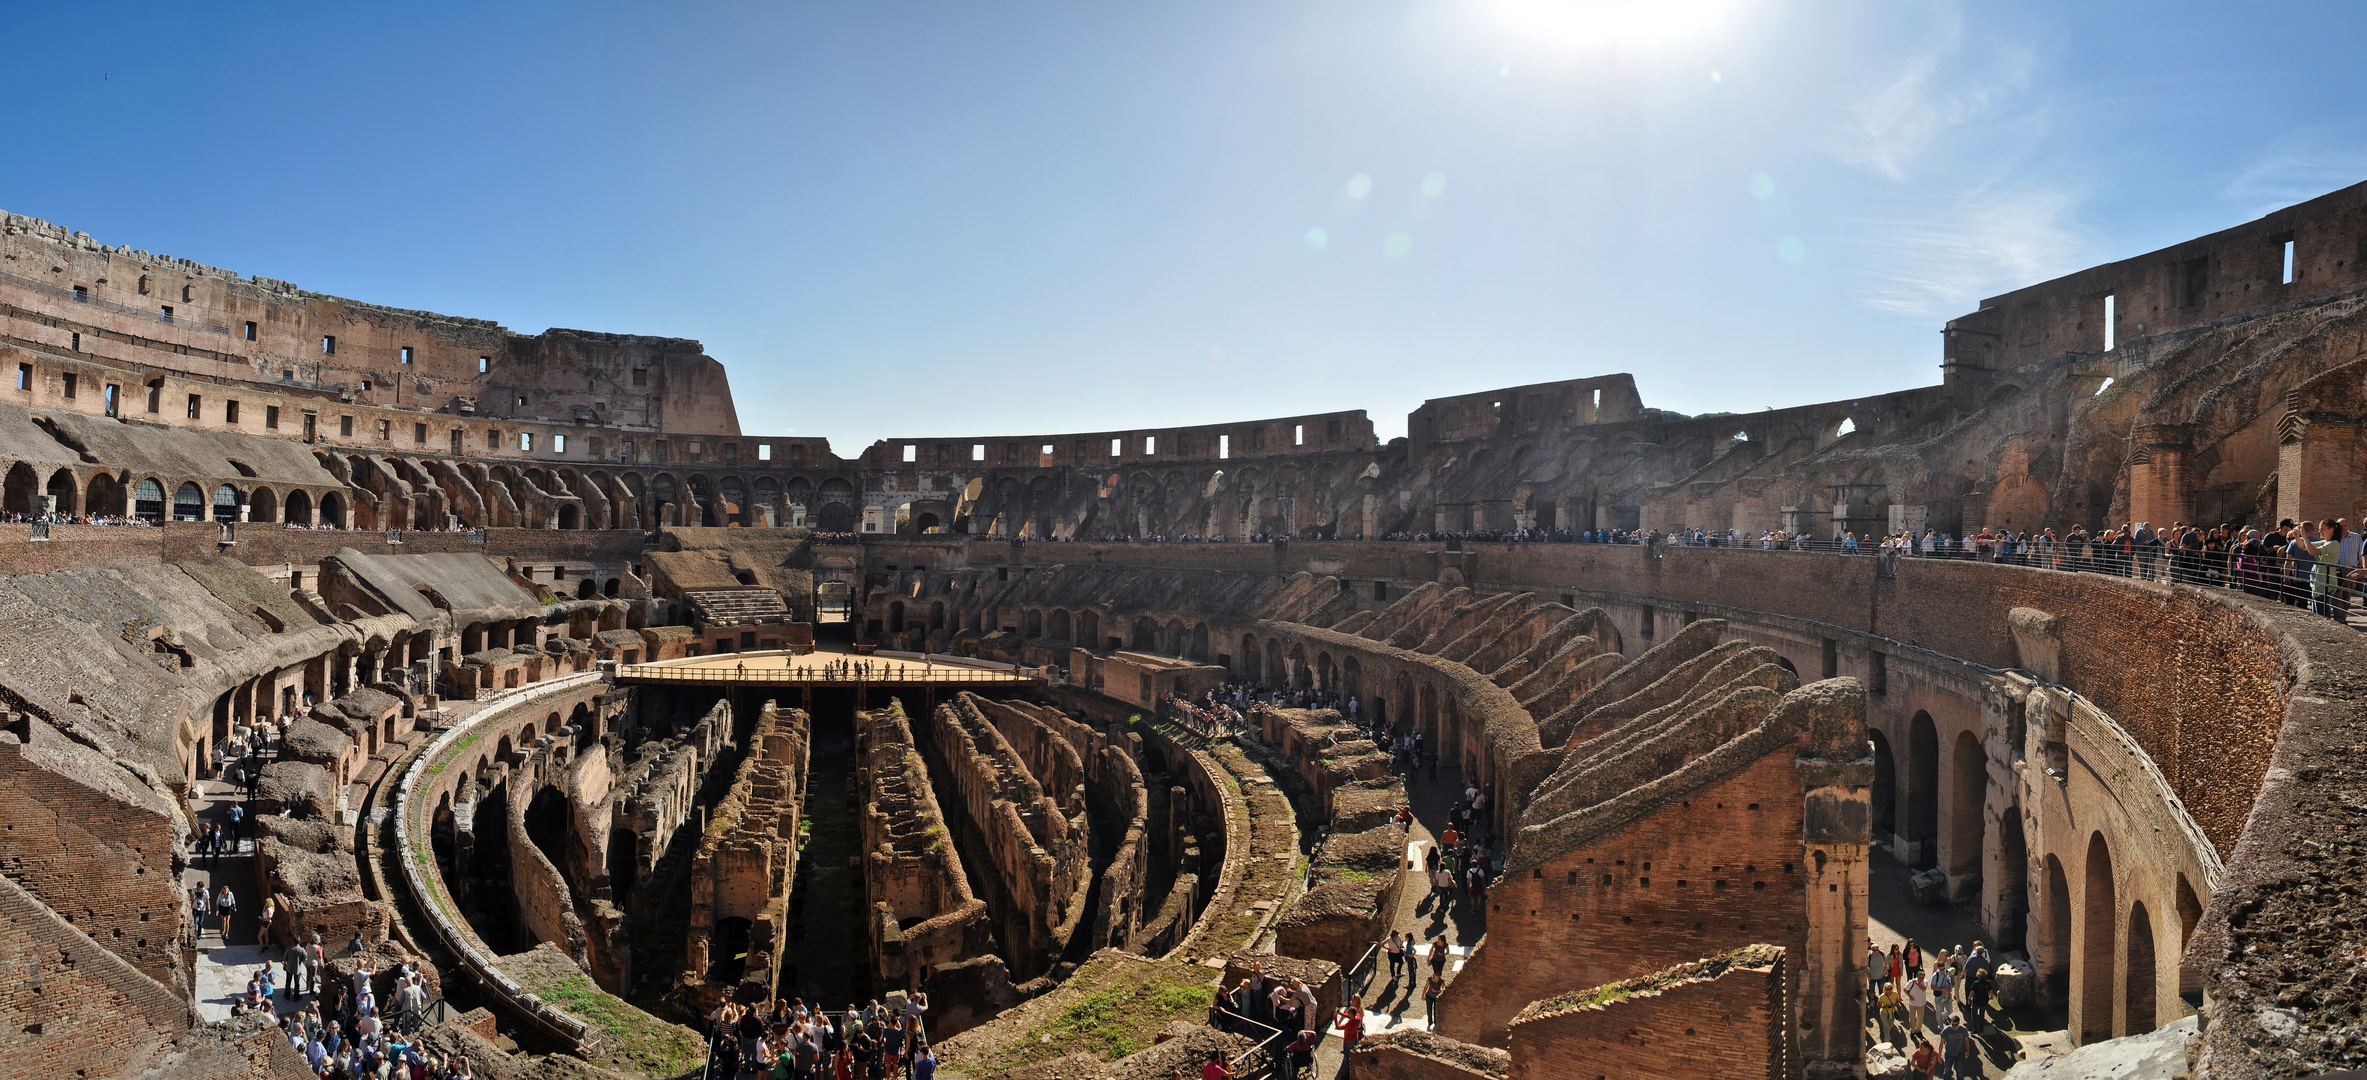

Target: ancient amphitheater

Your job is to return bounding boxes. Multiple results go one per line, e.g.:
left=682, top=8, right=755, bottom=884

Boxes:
left=5, top=178, right=2367, bottom=1080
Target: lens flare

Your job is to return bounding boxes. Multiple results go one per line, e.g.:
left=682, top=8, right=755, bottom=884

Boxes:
left=1493, top=0, right=1741, bottom=48
left=1304, top=228, right=1329, bottom=251
left=1421, top=172, right=1449, bottom=198
left=1749, top=172, right=1775, bottom=200
left=1777, top=235, right=1806, bottom=264
left=1385, top=232, right=1413, bottom=259
left=1347, top=174, right=1373, bottom=199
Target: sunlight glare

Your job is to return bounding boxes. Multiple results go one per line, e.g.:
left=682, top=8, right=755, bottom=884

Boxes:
left=1492, top=0, right=1740, bottom=48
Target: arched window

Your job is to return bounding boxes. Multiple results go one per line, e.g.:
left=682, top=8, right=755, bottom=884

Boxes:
left=213, top=484, right=241, bottom=523
left=172, top=482, right=206, bottom=522
left=134, top=478, right=166, bottom=521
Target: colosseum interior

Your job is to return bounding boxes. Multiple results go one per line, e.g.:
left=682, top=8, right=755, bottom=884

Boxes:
left=7, top=177, right=2367, bottom=1080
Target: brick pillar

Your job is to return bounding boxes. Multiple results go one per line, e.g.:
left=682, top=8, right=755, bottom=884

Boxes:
left=1794, top=680, right=1873, bottom=1078
left=2277, top=413, right=2362, bottom=525
left=2127, top=424, right=2194, bottom=528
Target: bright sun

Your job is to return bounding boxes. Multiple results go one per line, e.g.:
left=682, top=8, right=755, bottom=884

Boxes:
left=1490, top=0, right=1742, bottom=48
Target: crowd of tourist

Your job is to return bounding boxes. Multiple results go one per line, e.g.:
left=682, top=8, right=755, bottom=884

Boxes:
left=702, top=994, right=935, bottom=1080
left=1867, top=937, right=2002, bottom=1078
left=243, top=937, right=459, bottom=1079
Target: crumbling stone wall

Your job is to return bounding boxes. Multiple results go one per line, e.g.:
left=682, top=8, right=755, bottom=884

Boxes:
left=0, top=715, right=189, bottom=998
left=923, top=693, right=1090, bottom=979
left=1506, top=945, right=1788, bottom=1080
left=857, top=700, right=996, bottom=994
left=678, top=700, right=809, bottom=1010
left=972, top=696, right=1155, bottom=952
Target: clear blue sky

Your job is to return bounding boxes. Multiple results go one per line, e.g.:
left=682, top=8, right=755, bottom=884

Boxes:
left=7, top=2, right=2365, bottom=451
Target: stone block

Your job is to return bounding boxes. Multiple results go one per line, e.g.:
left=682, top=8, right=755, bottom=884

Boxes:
left=1992, top=952, right=2033, bottom=1009
left=1909, top=867, right=1951, bottom=905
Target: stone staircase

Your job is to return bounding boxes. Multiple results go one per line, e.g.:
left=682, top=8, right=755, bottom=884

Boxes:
left=685, top=588, right=790, bottom=625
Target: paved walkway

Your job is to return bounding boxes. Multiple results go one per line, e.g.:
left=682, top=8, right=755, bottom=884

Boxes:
left=1310, top=763, right=1484, bottom=1076
left=184, top=773, right=301, bottom=1024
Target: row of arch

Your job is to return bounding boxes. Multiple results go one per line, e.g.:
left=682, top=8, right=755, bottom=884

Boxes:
left=1, top=462, right=348, bottom=525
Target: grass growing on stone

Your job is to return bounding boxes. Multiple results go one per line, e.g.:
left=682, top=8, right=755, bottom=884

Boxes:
left=987, top=961, right=1214, bottom=1069
left=533, top=972, right=705, bottom=1078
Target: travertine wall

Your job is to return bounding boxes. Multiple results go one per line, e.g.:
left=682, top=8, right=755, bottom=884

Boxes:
left=1506, top=945, right=1788, bottom=1080
left=924, top=693, right=1090, bottom=979
left=0, top=715, right=189, bottom=998
left=858, top=700, right=995, bottom=992
left=679, top=700, right=810, bottom=1009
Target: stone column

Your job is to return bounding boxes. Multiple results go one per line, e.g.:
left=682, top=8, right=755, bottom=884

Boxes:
left=1793, top=681, right=1873, bottom=1079
left=2277, top=412, right=2362, bottom=525
left=2126, top=423, right=2195, bottom=528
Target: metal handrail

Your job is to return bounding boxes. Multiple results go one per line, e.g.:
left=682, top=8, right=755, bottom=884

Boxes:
left=614, top=662, right=1036, bottom=684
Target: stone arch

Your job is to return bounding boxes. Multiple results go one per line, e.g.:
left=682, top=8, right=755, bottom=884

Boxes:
left=213, top=484, right=241, bottom=523
left=2044, top=854, right=2072, bottom=1007
left=1341, top=654, right=1361, bottom=702
left=1869, top=728, right=1897, bottom=842
left=557, top=503, right=581, bottom=530
left=930, top=601, right=946, bottom=632
left=1190, top=622, right=1209, bottom=663
left=169, top=481, right=203, bottom=522
left=320, top=489, right=347, bottom=527
left=248, top=486, right=277, bottom=524
left=2175, top=875, right=2204, bottom=997
left=86, top=472, right=124, bottom=517
left=1947, top=729, right=1986, bottom=882
left=0, top=463, right=36, bottom=515
left=135, top=477, right=167, bottom=521
left=2081, top=833, right=2116, bottom=1043
left=1130, top=617, right=1157, bottom=652
left=1239, top=634, right=1261, bottom=681
left=44, top=469, right=76, bottom=515
left=285, top=488, right=313, bottom=525
left=2126, top=900, right=2157, bottom=1034
left=1077, top=611, right=1100, bottom=649
left=1907, top=711, right=1940, bottom=869
left=1288, top=643, right=1310, bottom=689
left=1023, top=609, right=1043, bottom=639
left=1047, top=609, right=1071, bottom=642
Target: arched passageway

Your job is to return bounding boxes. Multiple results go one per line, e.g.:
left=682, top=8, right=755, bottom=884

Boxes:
left=2082, top=834, right=2116, bottom=1043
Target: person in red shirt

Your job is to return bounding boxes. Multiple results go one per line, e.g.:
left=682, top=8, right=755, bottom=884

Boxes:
left=1201, top=1050, right=1231, bottom=1080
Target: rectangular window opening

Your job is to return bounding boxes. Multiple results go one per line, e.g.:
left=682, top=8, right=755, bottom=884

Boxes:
left=1294, top=424, right=1305, bottom=446
left=1219, top=434, right=1230, bottom=458
left=489, top=429, right=502, bottom=449
left=72, top=285, right=88, bottom=303
left=631, top=368, right=647, bottom=386
left=400, top=346, right=414, bottom=364
left=265, top=405, right=280, bottom=429
left=414, top=423, right=427, bottom=444
left=13, top=364, right=26, bottom=391
left=972, top=443, right=985, bottom=461
left=2103, top=294, right=2116, bottom=352
left=478, top=356, right=490, bottom=373
left=70, top=332, right=80, bottom=351
left=160, top=305, right=174, bottom=323
left=221, top=398, right=235, bottom=423
left=520, top=432, right=533, bottom=451
left=376, top=419, right=390, bottom=439
left=758, top=443, right=772, bottom=461
left=103, top=384, right=118, bottom=418
left=902, top=444, right=917, bottom=463
left=451, top=429, right=463, bottom=454
left=1145, top=435, right=1157, bottom=455
left=243, top=321, right=256, bottom=341
left=339, top=415, right=353, bottom=437
left=186, top=394, right=201, bottom=420
left=2283, top=238, right=2297, bottom=284
left=322, top=336, right=336, bottom=355
left=553, top=434, right=566, bottom=453
left=1110, top=438, right=1122, bottom=457
left=62, top=373, right=75, bottom=400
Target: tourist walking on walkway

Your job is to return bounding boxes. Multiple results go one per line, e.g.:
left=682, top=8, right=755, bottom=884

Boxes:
left=217, top=884, right=237, bottom=943
left=1939, top=1014, right=1975, bottom=1078
left=1422, top=971, right=1443, bottom=1025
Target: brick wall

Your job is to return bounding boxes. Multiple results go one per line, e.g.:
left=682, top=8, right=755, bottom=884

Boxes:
left=0, top=871, right=187, bottom=1080
left=0, top=721, right=188, bottom=997
left=1441, top=751, right=1806, bottom=1047
left=1506, top=945, right=1786, bottom=1080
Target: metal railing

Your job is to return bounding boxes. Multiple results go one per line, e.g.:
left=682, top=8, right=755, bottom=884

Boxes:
left=614, top=661, right=1037, bottom=684
left=1210, top=1009, right=1287, bottom=1080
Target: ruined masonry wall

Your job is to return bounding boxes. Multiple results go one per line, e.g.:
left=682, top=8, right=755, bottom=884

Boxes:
left=925, top=694, right=1088, bottom=976
left=1506, top=948, right=1788, bottom=1080
left=679, top=700, right=809, bottom=1007
left=1439, top=748, right=1808, bottom=1048
left=858, top=702, right=993, bottom=989
left=0, top=720, right=190, bottom=999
